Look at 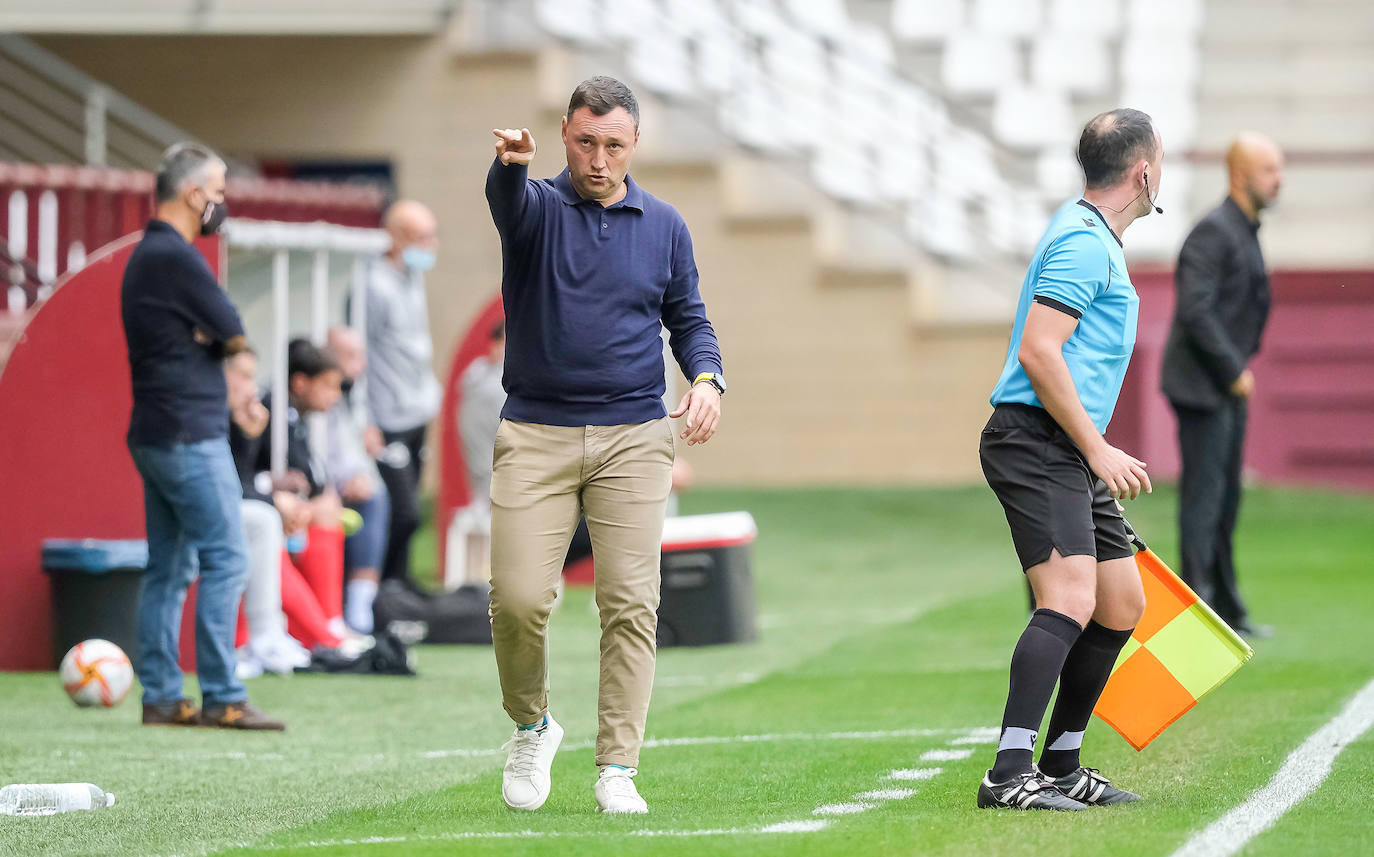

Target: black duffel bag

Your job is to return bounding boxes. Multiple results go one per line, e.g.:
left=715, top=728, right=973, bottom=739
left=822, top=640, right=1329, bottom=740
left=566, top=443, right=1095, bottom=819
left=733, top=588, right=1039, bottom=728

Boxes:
left=373, top=580, right=492, bottom=645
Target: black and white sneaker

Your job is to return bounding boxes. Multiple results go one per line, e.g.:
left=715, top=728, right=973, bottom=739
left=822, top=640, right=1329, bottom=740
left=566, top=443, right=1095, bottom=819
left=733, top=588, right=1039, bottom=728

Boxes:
left=976, top=770, right=1087, bottom=811
left=1048, top=767, right=1141, bottom=806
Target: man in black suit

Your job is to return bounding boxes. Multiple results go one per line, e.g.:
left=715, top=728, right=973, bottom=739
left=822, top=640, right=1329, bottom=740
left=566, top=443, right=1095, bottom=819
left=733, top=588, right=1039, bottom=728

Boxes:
left=1161, top=132, right=1284, bottom=637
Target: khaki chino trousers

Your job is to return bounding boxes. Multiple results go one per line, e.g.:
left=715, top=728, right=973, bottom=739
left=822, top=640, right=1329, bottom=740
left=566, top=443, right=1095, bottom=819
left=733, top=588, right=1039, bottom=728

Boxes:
left=489, top=418, right=673, bottom=767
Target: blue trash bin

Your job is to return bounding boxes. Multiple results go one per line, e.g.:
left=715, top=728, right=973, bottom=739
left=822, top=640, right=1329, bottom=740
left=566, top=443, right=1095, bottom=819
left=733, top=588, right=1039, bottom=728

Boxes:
left=42, top=539, right=147, bottom=669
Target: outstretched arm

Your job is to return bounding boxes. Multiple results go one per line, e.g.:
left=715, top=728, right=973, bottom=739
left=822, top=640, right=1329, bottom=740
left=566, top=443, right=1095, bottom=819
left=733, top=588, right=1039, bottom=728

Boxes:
left=485, top=127, right=540, bottom=238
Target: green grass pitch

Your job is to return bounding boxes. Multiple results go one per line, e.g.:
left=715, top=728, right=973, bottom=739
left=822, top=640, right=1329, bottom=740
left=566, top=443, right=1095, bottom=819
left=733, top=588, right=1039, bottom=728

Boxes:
left=2, top=484, right=1372, bottom=856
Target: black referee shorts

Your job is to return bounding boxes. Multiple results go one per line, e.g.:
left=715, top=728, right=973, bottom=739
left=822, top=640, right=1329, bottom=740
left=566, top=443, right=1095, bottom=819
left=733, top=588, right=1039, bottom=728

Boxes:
left=979, top=403, right=1133, bottom=572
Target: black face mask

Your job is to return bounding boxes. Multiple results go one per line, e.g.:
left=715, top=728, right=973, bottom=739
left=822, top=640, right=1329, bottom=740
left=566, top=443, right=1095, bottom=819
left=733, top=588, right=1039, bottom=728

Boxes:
left=200, top=199, right=228, bottom=236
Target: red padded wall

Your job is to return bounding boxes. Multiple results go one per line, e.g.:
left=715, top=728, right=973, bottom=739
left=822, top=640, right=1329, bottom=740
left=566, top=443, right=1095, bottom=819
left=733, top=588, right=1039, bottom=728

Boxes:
left=0, top=231, right=221, bottom=671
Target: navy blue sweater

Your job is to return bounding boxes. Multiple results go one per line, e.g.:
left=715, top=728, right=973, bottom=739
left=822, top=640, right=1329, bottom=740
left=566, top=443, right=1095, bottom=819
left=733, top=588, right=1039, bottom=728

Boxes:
left=485, top=159, right=723, bottom=427
left=122, top=219, right=244, bottom=446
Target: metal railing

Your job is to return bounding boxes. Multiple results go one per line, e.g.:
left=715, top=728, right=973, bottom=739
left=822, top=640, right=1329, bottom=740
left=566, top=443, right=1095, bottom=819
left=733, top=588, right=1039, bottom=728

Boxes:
left=0, top=33, right=200, bottom=170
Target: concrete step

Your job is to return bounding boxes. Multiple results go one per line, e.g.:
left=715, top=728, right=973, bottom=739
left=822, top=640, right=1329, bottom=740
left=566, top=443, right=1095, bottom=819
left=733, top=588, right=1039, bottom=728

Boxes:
left=1203, top=1, right=1374, bottom=47
left=1199, top=48, right=1374, bottom=99
left=1194, top=95, right=1374, bottom=150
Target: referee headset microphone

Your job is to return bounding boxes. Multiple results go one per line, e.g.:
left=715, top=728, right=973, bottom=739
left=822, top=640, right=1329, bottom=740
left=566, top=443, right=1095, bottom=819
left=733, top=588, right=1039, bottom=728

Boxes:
left=1145, top=170, right=1164, bottom=214
left=1094, top=167, right=1164, bottom=216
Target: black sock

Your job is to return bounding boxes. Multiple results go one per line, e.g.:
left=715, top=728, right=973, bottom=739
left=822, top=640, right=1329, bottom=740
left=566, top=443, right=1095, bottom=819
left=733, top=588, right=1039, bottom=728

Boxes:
left=1038, top=621, right=1134, bottom=778
left=991, top=608, right=1083, bottom=782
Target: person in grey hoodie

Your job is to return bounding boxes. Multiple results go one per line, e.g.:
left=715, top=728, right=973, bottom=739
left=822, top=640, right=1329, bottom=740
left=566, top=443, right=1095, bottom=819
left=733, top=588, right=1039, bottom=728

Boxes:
left=363, top=200, right=443, bottom=589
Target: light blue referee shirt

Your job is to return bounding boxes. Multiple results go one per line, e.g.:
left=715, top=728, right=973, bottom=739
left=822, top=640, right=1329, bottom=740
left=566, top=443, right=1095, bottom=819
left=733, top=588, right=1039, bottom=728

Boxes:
left=989, top=199, right=1140, bottom=433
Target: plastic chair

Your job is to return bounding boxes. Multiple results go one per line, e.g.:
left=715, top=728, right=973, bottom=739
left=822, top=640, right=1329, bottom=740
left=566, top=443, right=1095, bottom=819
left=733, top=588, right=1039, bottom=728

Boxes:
left=941, top=33, right=1020, bottom=95
left=992, top=85, right=1073, bottom=149
left=1030, top=34, right=1110, bottom=95
left=973, top=0, right=1044, bottom=39
left=892, top=0, right=964, bottom=44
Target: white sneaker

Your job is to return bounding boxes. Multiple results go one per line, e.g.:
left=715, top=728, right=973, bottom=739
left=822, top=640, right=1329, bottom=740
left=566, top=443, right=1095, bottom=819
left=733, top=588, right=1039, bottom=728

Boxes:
left=501, top=715, right=564, bottom=810
left=595, top=766, right=648, bottom=814
left=248, top=631, right=312, bottom=674
left=234, top=648, right=265, bottom=680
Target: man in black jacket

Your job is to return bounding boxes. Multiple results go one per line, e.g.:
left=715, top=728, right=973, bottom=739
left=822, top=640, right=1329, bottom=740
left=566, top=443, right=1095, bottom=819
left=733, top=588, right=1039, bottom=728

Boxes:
left=1161, top=132, right=1284, bottom=637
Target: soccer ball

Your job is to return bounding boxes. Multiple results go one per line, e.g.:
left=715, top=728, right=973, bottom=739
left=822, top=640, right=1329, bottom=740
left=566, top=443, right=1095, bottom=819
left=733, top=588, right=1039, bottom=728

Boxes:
left=60, top=639, right=134, bottom=708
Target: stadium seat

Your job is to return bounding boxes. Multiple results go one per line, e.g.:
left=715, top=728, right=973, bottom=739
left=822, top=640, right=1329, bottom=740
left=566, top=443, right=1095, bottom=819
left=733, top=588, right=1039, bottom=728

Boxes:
left=838, top=21, right=897, bottom=72
left=735, top=0, right=788, bottom=39
left=973, top=0, right=1044, bottom=39
left=1030, top=35, right=1110, bottom=95
left=1045, top=0, right=1123, bottom=37
left=628, top=32, right=695, bottom=98
left=1036, top=146, right=1085, bottom=200
left=1120, top=32, right=1200, bottom=87
left=762, top=27, right=828, bottom=93
left=941, top=33, right=1020, bottom=96
left=779, top=0, right=851, bottom=38
left=602, top=0, right=660, bottom=43
left=877, top=145, right=930, bottom=203
left=696, top=29, right=747, bottom=94
left=912, top=191, right=976, bottom=260
left=992, top=85, right=1073, bottom=149
left=891, top=0, right=964, bottom=44
left=662, top=0, right=729, bottom=38
left=719, top=79, right=790, bottom=153
left=1118, top=87, right=1199, bottom=145
left=934, top=127, right=1001, bottom=199
left=533, top=0, right=602, bottom=44
left=810, top=137, right=878, bottom=205
left=1126, top=0, right=1203, bottom=35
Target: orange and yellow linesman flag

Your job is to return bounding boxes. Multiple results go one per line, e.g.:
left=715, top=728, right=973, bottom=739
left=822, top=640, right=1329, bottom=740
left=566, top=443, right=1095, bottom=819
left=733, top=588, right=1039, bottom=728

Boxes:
left=1093, top=531, right=1254, bottom=751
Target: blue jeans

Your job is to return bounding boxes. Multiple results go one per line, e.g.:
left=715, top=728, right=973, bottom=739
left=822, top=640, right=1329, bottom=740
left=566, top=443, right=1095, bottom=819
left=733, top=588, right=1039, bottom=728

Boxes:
left=344, top=482, right=390, bottom=573
left=128, top=438, right=248, bottom=706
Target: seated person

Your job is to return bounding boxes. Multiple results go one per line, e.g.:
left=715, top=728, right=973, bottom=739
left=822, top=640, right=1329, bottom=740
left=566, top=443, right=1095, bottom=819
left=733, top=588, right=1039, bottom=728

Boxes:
left=324, top=326, right=389, bottom=634
left=226, top=348, right=343, bottom=674
left=248, top=339, right=353, bottom=643
left=459, top=319, right=506, bottom=509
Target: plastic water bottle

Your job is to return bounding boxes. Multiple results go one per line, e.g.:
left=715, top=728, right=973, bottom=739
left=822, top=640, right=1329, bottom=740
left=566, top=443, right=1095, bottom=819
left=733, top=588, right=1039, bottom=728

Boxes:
left=0, top=783, right=115, bottom=816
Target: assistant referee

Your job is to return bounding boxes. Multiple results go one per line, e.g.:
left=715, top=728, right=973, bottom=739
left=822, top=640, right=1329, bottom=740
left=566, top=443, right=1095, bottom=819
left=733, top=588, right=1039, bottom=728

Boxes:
left=977, top=109, right=1162, bottom=810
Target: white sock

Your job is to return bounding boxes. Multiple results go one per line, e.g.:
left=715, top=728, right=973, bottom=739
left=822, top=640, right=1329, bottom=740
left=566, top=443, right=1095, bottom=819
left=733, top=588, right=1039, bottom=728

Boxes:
left=345, top=578, right=378, bottom=634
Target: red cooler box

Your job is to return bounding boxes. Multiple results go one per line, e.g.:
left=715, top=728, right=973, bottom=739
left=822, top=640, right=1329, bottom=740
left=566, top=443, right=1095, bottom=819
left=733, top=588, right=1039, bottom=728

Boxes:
left=656, top=512, right=757, bottom=647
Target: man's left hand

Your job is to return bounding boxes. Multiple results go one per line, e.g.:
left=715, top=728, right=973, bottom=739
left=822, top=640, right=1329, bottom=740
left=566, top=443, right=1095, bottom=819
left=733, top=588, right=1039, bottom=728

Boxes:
left=670, top=383, right=721, bottom=447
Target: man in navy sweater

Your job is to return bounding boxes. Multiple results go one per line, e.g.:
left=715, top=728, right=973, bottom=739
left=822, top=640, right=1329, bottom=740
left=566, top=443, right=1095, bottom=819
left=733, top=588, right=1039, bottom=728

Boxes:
left=485, top=76, right=725, bottom=815
left=122, top=143, right=283, bottom=730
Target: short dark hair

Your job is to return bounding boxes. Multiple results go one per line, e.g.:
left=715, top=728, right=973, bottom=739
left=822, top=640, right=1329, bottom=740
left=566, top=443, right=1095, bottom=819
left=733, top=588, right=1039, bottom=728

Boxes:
left=1077, top=109, right=1158, bottom=190
left=287, top=338, right=341, bottom=379
left=567, top=76, right=640, bottom=129
left=155, top=142, right=224, bottom=203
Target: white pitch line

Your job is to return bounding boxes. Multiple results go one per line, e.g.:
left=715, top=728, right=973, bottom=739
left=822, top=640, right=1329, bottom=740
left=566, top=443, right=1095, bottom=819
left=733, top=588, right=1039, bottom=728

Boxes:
left=238, top=822, right=828, bottom=851
left=1171, top=676, right=1374, bottom=857
left=950, top=727, right=1000, bottom=745
left=854, top=788, right=916, bottom=801
left=760, top=820, right=830, bottom=833
left=813, top=802, right=874, bottom=816
left=887, top=767, right=942, bottom=781
left=419, top=726, right=988, bottom=759
left=920, top=748, right=974, bottom=762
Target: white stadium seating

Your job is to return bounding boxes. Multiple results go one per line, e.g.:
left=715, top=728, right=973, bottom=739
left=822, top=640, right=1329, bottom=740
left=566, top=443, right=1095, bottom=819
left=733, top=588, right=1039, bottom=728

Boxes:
left=891, top=0, right=964, bottom=44
left=516, top=0, right=1204, bottom=264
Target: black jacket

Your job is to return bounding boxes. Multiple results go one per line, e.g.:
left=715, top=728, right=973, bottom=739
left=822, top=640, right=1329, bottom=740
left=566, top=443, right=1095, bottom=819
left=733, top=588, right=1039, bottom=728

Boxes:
left=243, top=393, right=327, bottom=499
left=1161, top=197, right=1272, bottom=410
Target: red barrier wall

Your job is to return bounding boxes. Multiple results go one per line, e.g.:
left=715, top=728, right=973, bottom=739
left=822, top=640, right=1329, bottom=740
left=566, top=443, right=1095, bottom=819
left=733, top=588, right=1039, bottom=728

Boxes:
left=0, top=231, right=221, bottom=671
left=1108, top=269, right=1374, bottom=491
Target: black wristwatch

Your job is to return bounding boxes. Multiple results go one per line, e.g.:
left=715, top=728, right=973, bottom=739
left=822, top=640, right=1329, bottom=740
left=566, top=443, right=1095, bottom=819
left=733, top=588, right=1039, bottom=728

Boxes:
left=694, top=372, right=726, bottom=397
